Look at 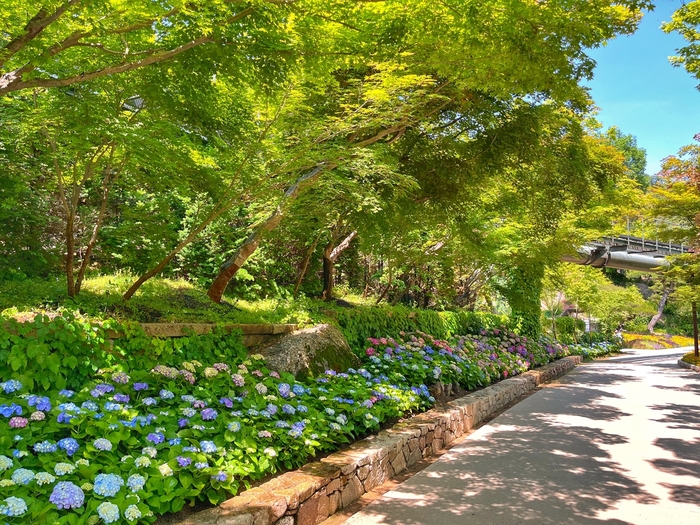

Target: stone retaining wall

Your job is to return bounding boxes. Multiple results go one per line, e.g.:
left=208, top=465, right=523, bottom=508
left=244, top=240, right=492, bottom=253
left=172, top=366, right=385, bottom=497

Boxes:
left=117, top=323, right=298, bottom=349
left=175, top=356, right=582, bottom=525
left=678, top=358, right=700, bottom=372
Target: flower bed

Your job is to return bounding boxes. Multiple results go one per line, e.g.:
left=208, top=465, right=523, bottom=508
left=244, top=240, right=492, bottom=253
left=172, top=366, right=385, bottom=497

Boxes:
left=0, top=326, right=615, bottom=524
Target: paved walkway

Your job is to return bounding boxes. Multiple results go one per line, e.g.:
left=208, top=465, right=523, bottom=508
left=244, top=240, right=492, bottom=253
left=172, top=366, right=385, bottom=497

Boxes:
left=342, top=349, right=700, bottom=525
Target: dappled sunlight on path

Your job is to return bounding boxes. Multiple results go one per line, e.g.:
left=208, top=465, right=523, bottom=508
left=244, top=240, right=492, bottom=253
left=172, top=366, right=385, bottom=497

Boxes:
left=342, top=350, right=700, bottom=525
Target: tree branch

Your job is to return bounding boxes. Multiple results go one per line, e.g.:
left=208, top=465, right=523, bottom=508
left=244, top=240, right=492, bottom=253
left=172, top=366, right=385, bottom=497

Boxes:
left=0, top=0, right=82, bottom=68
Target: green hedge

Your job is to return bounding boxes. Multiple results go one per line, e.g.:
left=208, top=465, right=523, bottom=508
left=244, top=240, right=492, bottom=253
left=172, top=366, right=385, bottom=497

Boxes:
left=328, top=306, right=510, bottom=352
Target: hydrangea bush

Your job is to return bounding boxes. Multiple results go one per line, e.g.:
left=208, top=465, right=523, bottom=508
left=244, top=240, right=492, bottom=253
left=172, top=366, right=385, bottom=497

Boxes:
left=0, top=328, right=618, bottom=524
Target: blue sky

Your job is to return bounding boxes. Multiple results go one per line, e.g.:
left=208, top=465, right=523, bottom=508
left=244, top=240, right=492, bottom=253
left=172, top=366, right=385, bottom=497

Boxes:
left=585, top=0, right=700, bottom=175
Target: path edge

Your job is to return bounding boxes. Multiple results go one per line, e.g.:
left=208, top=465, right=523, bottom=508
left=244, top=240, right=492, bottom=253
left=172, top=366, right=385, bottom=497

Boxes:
left=678, top=358, right=700, bottom=372
left=174, top=356, right=582, bottom=525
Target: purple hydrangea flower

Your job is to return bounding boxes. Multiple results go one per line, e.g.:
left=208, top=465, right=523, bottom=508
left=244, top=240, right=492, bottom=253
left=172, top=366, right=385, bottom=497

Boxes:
left=278, top=383, right=291, bottom=398
left=133, top=382, right=148, bottom=391
left=177, top=456, right=192, bottom=468
left=282, top=404, right=295, bottom=416
left=147, top=432, right=165, bottom=445
left=9, top=417, right=27, bottom=428
left=178, top=418, right=189, bottom=428
left=201, top=408, right=217, bottom=421
left=113, top=394, right=130, bottom=403
left=49, top=481, right=84, bottom=509
left=219, top=397, right=233, bottom=408
left=192, top=400, right=207, bottom=409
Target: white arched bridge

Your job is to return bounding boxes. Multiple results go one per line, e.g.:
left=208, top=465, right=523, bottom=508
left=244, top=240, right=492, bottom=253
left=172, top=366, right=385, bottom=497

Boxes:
left=562, top=235, right=690, bottom=272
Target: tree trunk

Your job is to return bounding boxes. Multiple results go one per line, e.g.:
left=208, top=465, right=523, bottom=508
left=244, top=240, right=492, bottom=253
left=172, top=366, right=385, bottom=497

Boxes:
left=207, top=163, right=328, bottom=303
left=321, top=239, right=335, bottom=302
left=647, top=285, right=672, bottom=334
left=65, top=211, right=76, bottom=297
left=693, top=301, right=699, bottom=358
left=294, top=232, right=322, bottom=298
left=321, top=230, right=357, bottom=301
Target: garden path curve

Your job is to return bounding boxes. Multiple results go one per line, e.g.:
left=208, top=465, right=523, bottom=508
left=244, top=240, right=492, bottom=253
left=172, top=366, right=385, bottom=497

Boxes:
left=338, top=348, right=700, bottom=525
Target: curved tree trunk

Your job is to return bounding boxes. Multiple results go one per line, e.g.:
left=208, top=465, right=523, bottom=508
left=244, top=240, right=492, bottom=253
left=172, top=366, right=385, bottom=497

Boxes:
left=207, top=163, right=329, bottom=303
left=321, top=230, right=357, bottom=301
left=294, top=232, right=322, bottom=298
left=647, top=284, right=672, bottom=334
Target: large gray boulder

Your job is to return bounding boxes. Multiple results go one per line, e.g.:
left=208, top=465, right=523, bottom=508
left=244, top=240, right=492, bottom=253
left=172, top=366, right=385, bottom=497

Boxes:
left=257, top=324, right=361, bottom=380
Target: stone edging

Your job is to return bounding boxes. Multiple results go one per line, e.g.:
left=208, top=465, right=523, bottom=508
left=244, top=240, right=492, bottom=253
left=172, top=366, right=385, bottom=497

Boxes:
left=174, top=356, right=582, bottom=525
left=678, top=358, right=700, bottom=372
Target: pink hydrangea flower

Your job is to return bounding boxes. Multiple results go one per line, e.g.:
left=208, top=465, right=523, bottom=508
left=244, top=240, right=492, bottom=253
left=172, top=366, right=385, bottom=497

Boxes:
left=9, top=417, right=28, bottom=428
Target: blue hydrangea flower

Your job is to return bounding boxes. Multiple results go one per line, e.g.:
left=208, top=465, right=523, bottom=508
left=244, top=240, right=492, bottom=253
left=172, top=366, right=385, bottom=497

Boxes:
left=93, top=473, right=124, bottom=497
left=200, top=441, right=217, bottom=454
left=160, top=389, right=174, bottom=400
left=27, top=395, right=51, bottom=411
left=194, top=462, right=208, bottom=470
left=227, top=421, right=241, bottom=432
left=282, top=404, right=295, bottom=415
left=126, top=474, right=146, bottom=492
left=211, top=471, right=227, bottom=482
left=292, top=385, right=306, bottom=396
left=34, top=440, right=58, bottom=454
left=181, top=408, right=196, bottom=417
left=81, top=401, right=99, bottom=411
left=103, top=402, right=122, bottom=412
left=58, top=389, right=75, bottom=397
left=93, top=438, right=112, bottom=451
left=275, top=421, right=289, bottom=428
left=11, top=468, right=34, bottom=485
left=181, top=446, right=200, bottom=453
left=0, top=380, right=22, bottom=394
left=0, top=403, right=22, bottom=417
left=133, top=382, right=148, bottom=391
left=97, top=502, right=120, bottom=524
left=297, top=404, right=308, bottom=413
left=49, top=481, right=84, bottom=509
left=169, top=438, right=181, bottom=446
left=142, top=397, right=157, bottom=406
left=181, top=395, right=196, bottom=403
left=266, top=403, right=278, bottom=416
left=0, top=496, right=27, bottom=516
